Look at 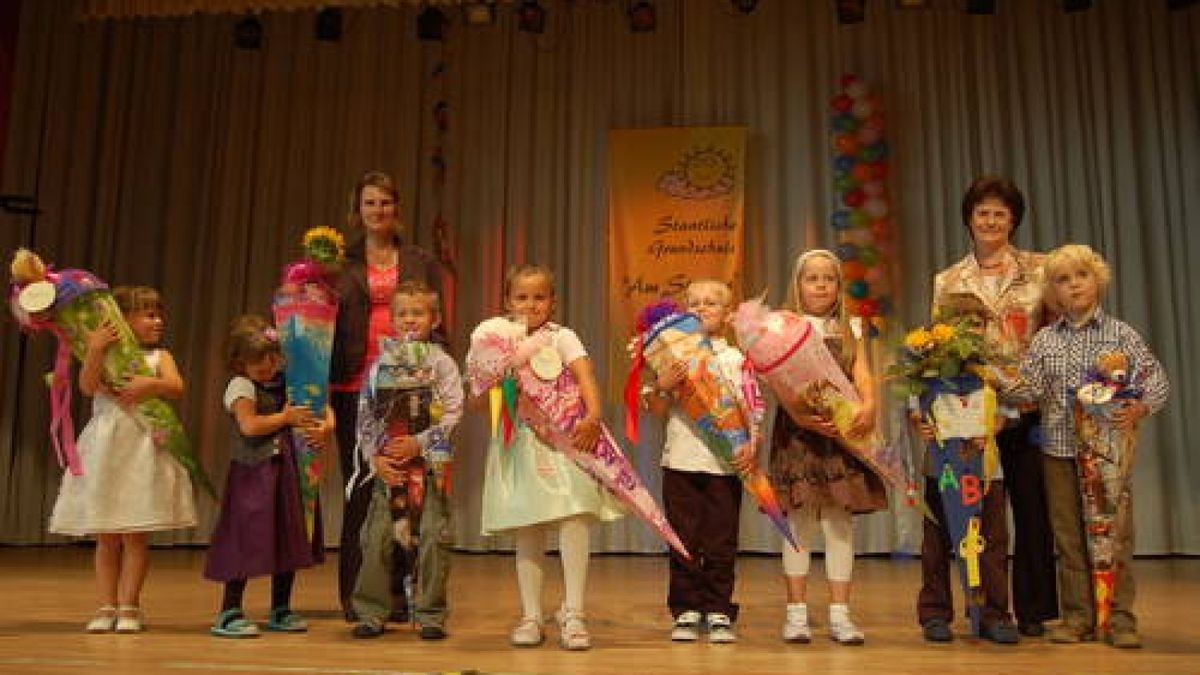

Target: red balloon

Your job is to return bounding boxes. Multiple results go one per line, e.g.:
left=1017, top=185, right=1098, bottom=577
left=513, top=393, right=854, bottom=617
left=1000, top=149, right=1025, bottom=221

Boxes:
left=843, top=189, right=866, bottom=208
left=857, top=298, right=879, bottom=318
left=832, top=94, right=853, bottom=113
left=870, top=218, right=893, bottom=240
left=840, top=73, right=860, bottom=89
left=844, top=296, right=863, bottom=316
left=842, top=260, right=867, bottom=280
left=871, top=160, right=889, bottom=180
left=851, top=163, right=873, bottom=183
left=833, top=133, right=860, bottom=155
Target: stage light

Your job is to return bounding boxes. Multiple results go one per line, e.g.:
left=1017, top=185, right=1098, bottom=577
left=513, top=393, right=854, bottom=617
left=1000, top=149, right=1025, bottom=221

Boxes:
left=516, top=0, right=546, bottom=34
left=463, top=1, right=496, bottom=26
left=732, top=0, right=758, bottom=14
left=234, top=15, right=263, bottom=49
left=965, top=0, right=996, bottom=15
left=835, top=0, right=865, bottom=25
left=628, top=1, right=657, bottom=33
left=416, top=5, right=447, bottom=41
left=1062, top=0, right=1091, bottom=11
left=315, top=7, right=342, bottom=41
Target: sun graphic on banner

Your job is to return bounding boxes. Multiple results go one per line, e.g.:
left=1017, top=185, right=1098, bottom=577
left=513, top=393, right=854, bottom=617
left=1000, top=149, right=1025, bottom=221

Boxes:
left=657, top=146, right=736, bottom=200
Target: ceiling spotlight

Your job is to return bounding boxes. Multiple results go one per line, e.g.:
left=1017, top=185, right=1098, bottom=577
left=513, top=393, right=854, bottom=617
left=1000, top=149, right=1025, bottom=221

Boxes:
left=835, top=0, right=865, bottom=24
left=628, top=1, right=657, bottom=33
left=315, top=7, right=342, bottom=41
left=416, top=5, right=447, bottom=41
left=732, top=0, right=758, bottom=14
left=965, top=0, right=997, bottom=14
left=463, top=1, right=496, bottom=26
left=234, top=15, right=263, bottom=50
left=516, top=1, right=546, bottom=34
left=1062, top=0, right=1091, bottom=10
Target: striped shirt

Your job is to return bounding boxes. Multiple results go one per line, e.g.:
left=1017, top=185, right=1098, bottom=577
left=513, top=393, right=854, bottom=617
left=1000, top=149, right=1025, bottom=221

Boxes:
left=1001, top=308, right=1169, bottom=459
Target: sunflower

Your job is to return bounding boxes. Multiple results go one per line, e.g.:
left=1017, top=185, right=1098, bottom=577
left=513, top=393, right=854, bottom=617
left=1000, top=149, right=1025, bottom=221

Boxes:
left=302, top=226, right=346, bottom=265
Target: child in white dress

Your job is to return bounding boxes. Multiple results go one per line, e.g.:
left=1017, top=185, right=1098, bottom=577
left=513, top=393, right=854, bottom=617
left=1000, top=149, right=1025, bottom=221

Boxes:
left=468, top=264, right=623, bottom=651
left=49, top=286, right=197, bottom=633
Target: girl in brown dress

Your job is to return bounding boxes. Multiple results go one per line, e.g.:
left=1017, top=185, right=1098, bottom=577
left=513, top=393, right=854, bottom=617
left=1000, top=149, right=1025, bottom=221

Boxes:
left=769, top=249, right=887, bottom=645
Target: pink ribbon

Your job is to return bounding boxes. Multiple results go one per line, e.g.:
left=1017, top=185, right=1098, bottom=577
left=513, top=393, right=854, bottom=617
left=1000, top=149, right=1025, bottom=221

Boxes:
left=45, top=324, right=82, bottom=475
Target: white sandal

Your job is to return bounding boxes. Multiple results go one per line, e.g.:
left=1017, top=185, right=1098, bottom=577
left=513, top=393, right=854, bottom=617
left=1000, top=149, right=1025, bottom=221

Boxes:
left=115, top=605, right=144, bottom=633
left=85, top=605, right=117, bottom=633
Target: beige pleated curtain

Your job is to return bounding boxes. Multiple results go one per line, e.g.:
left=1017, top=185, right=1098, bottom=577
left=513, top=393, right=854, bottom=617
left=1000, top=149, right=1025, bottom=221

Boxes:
left=1, top=0, right=1197, bottom=556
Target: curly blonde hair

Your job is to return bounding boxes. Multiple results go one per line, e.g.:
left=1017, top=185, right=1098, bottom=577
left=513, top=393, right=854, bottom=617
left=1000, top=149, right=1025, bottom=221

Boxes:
left=1041, top=244, right=1112, bottom=314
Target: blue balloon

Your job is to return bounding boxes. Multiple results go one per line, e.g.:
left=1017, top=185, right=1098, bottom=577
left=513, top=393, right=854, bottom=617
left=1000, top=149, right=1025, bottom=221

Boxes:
left=847, top=279, right=870, bottom=299
left=833, top=113, right=859, bottom=133
left=831, top=210, right=852, bottom=230
left=876, top=297, right=893, bottom=316
left=833, top=154, right=856, bottom=173
left=835, top=243, right=859, bottom=261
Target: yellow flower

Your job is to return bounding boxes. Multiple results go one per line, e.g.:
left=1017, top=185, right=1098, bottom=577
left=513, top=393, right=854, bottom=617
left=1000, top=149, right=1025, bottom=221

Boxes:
left=904, top=328, right=933, bottom=352
left=302, top=226, right=346, bottom=265
left=930, top=323, right=956, bottom=344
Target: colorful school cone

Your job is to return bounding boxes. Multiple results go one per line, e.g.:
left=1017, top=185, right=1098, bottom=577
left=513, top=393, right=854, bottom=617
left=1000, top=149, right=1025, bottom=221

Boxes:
left=627, top=299, right=800, bottom=552
left=8, top=249, right=215, bottom=496
left=730, top=298, right=912, bottom=493
left=1073, top=352, right=1142, bottom=632
left=466, top=316, right=691, bottom=560
left=273, top=227, right=344, bottom=539
left=920, top=374, right=999, bottom=636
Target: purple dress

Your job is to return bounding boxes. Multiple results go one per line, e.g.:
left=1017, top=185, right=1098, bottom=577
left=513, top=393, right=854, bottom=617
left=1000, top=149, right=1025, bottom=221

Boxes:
left=203, top=376, right=324, bottom=582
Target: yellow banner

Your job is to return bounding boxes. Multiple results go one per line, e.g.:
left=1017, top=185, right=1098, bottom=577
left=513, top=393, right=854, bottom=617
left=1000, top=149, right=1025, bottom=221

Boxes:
left=607, top=127, right=746, bottom=398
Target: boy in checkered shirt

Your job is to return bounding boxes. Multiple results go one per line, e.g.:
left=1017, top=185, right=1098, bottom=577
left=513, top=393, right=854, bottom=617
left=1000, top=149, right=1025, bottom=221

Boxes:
left=996, top=244, right=1168, bottom=649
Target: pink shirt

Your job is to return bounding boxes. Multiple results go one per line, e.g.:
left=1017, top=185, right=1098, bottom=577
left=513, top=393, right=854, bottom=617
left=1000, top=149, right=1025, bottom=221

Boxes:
left=332, top=263, right=397, bottom=392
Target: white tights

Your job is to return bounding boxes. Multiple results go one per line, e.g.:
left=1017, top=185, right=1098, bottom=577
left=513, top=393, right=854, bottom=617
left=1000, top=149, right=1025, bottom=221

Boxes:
left=781, top=506, right=855, bottom=582
left=514, top=516, right=590, bottom=620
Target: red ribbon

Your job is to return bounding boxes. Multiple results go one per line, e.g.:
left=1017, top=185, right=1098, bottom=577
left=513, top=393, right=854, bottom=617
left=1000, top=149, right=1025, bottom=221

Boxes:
left=623, top=335, right=646, bottom=443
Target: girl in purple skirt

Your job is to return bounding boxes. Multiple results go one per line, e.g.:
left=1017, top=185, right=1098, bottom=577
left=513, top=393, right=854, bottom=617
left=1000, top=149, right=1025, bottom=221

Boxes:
left=204, top=315, right=334, bottom=638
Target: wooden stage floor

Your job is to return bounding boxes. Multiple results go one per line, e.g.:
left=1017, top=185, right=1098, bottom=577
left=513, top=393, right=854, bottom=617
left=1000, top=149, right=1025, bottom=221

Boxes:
left=0, top=547, right=1197, bottom=674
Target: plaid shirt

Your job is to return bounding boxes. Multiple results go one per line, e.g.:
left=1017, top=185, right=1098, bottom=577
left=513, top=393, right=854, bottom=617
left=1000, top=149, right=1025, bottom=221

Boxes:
left=1002, top=308, right=1169, bottom=458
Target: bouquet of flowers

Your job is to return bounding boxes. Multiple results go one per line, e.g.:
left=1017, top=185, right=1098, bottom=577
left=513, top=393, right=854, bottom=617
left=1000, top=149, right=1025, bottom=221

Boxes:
left=1073, top=350, right=1143, bottom=631
left=467, top=316, right=691, bottom=560
left=273, top=226, right=344, bottom=538
left=887, top=318, right=999, bottom=635
left=8, top=249, right=214, bottom=496
left=626, top=299, right=799, bottom=551
left=731, top=298, right=912, bottom=496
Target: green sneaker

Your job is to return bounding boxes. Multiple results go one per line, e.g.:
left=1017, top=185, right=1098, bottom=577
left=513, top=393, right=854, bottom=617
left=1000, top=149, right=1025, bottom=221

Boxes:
left=211, top=608, right=260, bottom=639
left=266, top=607, right=308, bottom=633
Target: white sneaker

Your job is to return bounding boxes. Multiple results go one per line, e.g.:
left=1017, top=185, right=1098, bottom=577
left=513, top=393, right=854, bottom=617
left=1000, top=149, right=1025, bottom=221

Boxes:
left=510, top=616, right=544, bottom=647
left=782, top=603, right=811, bottom=643
left=556, top=607, right=591, bottom=651
left=706, top=613, right=737, bottom=644
left=829, top=604, right=864, bottom=645
left=671, top=610, right=702, bottom=642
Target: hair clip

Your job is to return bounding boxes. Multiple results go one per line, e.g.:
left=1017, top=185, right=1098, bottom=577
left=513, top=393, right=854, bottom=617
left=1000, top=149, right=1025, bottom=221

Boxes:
left=263, top=327, right=279, bottom=343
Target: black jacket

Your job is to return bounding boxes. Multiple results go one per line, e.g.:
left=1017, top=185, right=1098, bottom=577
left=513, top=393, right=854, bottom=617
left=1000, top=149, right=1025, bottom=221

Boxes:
left=329, top=234, right=444, bottom=386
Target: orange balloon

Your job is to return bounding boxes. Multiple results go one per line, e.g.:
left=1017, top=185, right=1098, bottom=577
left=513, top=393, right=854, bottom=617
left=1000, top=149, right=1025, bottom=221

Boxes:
left=833, top=133, right=860, bottom=156
left=842, top=260, right=867, bottom=280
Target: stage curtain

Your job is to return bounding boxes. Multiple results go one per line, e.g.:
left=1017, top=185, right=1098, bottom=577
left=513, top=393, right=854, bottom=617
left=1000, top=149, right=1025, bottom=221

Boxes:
left=2, top=0, right=1197, bottom=556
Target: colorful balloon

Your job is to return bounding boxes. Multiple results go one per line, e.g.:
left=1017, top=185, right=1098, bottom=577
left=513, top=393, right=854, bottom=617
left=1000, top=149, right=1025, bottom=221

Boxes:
left=832, top=94, right=853, bottom=113
left=842, top=260, right=867, bottom=280
left=849, top=210, right=869, bottom=228
left=858, top=246, right=880, bottom=267
left=833, top=154, right=856, bottom=173
left=863, top=198, right=888, bottom=219
left=862, top=180, right=885, bottom=198
left=831, top=210, right=853, bottom=230
left=848, top=279, right=870, bottom=299
left=834, top=133, right=860, bottom=155
left=843, top=189, right=866, bottom=208
left=835, top=243, right=859, bottom=261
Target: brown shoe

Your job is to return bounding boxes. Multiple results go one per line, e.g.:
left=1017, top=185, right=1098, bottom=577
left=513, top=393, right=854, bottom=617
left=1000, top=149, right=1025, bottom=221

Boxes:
left=1048, top=624, right=1094, bottom=643
left=1106, top=628, right=1142, bottom=649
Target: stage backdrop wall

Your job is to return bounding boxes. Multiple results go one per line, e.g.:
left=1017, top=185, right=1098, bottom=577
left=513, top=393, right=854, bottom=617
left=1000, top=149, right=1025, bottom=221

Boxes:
left=1, top=0, right=1197, bottom=556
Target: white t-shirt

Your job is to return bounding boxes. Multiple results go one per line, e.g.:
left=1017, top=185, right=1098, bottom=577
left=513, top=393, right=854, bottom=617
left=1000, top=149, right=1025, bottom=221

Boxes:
left=223, top=376, right=257, bottom=412
left=659, top=338, right=746, bottom=476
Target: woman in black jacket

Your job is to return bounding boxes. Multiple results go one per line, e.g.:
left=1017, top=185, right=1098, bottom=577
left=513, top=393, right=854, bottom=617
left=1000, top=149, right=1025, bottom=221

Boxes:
left=330, top=171, right=443, bottom=620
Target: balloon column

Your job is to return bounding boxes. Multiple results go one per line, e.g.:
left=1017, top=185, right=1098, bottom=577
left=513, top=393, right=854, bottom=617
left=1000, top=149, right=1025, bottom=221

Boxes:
left=830, top=74, right=894, bottom=333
